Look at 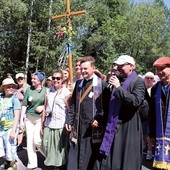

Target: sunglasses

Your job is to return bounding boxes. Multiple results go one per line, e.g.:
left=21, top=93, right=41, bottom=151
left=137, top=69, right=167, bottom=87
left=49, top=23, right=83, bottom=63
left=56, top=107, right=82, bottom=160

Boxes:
left=52, top=76, right=61, bottom=81
left=5, top=85, right=15, bottom=89
left=17, top=77, right=24, bottom=80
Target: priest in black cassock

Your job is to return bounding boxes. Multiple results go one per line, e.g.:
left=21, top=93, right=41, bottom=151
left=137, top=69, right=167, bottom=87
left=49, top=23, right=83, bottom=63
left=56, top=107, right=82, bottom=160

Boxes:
left=148, top=57, right=170, bottom=170
left=94, top=55, right=146, bottom=170
left=65, top=56, right=110, bottom=170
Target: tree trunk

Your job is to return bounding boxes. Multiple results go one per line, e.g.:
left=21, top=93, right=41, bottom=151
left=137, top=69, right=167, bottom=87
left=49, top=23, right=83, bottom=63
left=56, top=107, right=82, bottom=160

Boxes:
left=43, top=0, right=53, bottom=73
left=25, top=0, right=35, bottom=83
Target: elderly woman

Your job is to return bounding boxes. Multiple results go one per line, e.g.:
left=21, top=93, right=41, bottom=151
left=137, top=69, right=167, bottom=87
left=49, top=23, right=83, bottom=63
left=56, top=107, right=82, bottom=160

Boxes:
left=20, top=71, right=46, bottom=169
left=0, top=78, right=21, bottom=169
left=42, top=70, right=71, bottom=169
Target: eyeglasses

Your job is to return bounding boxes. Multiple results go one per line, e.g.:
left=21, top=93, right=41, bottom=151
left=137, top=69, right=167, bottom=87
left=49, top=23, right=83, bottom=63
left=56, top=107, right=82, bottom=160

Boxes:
left=5, top=85, right=15, bottom=89
left=17, top=77, right=24, bottom=80
left=52, top=76, right=61, bottom=81
left=146, top=77, right=154, bottom=80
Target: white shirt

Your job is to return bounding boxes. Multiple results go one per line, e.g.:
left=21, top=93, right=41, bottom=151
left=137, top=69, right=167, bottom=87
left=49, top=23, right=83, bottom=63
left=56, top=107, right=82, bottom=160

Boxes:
left=45, top=87, right=70, bottom=129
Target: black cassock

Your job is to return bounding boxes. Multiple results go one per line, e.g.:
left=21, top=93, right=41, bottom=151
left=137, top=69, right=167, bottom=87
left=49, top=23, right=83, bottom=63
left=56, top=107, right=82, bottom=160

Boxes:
left=94, top=76, right=145, bottom=170
left=66, top=78, right=110, bottom=170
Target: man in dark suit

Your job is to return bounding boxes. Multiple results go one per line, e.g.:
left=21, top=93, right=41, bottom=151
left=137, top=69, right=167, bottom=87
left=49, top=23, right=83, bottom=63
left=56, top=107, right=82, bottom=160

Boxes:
left=148, top=57, right=170, bottom=170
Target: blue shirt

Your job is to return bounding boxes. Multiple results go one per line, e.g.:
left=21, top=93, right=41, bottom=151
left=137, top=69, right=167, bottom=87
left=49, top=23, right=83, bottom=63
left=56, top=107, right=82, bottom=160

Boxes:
left=0, top=94, right=21, bottom=131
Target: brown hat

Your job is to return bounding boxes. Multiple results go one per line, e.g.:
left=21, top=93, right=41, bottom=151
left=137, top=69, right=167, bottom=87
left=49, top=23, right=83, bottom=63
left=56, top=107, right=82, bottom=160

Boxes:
left=153, top=57, right=170, bottom=67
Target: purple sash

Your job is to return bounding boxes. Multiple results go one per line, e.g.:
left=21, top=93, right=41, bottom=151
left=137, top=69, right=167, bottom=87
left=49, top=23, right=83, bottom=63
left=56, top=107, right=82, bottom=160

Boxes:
left=153, top=82, right=170, bottom=169
left=100, top=71, right=138, bottom=156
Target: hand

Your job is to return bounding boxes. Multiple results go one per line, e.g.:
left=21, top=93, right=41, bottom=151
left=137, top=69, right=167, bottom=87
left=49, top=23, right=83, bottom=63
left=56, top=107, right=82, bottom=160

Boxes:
left=40, top=125, right=44, bottom=135
left=9, top=130, right=15, bottom=139
left=20, top=120, right=25, bottom=131
left=68, top=83, right=74, bottom=92
left=91, top=119, right=99, bottom=128
left=109, top=75, right=120, bottom=88
left=65, top=124, right=72, bottom=132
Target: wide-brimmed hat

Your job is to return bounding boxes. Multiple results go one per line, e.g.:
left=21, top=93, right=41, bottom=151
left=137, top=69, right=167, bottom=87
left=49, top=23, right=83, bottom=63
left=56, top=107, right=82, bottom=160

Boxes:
left=113, top=55, right=135, bottom=65
left=1, top=78, right=17, bottom=88
left=153, top=57, right=170, bottom=67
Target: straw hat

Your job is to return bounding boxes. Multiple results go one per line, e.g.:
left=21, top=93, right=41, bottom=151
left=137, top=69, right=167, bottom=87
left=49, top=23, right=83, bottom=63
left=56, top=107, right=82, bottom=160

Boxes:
left=1, top=78, right=17, bottom=88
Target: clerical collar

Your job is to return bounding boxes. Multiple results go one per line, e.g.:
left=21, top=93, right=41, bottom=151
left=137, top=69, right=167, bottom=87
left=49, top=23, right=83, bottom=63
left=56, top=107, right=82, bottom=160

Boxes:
left=85, top=75, right=93, bottom=81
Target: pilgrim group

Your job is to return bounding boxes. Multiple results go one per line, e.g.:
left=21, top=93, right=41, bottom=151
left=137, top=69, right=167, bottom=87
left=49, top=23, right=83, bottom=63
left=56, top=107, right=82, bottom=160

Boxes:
left=0, top=55, right=170, bottom=170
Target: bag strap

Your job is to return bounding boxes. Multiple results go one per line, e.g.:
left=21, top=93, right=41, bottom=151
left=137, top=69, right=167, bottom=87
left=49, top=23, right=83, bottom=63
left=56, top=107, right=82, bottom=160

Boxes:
left=80, top=84, right=93, bottom=104
left=51, top=90, right=60, bottom=113
left=72, top=83, right=93, bottom=144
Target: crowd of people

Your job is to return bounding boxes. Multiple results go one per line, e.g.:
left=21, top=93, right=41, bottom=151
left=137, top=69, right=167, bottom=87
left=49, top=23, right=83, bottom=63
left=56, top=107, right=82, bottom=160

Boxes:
left=0, top=55, right=169, bottom=170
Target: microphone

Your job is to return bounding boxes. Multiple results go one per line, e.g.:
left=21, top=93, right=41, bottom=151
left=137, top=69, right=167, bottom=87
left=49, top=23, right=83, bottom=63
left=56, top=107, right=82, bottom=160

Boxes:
left=107, top=72, right=121, bottom=89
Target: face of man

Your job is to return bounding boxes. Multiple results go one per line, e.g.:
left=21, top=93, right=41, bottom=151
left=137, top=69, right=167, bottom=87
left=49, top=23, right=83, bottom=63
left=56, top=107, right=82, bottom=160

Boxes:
left=145, top=76, right=154, bottom=88
left=156, top=66, right=170, bottom=84
left=155, top=65, right=170, bottom=82
left=81, top=61, right=95, bottom=80
left=46, top=79, right=53, bottom=88
left=75, top=61, right=81, bottom=74
left=16, top=77, right=25, bottom=87
left=62, top=70, right=69, bottom=81
left=116, top=63, right=135, bottom=77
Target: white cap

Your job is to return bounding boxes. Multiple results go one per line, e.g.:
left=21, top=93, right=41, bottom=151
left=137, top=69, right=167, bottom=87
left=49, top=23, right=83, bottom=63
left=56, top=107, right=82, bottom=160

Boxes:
left=113, top=55, right=135, bottom=65
left=15, top=73, right=25, bottom=79
left=144, top=71, right=154, bottom=78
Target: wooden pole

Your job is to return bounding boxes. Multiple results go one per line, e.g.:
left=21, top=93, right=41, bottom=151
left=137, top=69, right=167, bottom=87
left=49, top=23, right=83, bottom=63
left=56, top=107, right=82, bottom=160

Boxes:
left=52, top=0, right=86, bottom=84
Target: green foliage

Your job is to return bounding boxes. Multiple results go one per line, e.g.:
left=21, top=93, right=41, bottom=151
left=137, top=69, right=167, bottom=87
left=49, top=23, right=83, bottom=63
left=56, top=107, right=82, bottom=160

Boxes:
left=0, top=0, right=170, bottom=79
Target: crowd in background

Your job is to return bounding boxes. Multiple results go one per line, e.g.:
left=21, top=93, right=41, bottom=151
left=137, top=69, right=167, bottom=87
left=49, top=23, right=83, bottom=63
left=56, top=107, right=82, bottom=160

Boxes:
left=0, top=55, right=169, bottom=170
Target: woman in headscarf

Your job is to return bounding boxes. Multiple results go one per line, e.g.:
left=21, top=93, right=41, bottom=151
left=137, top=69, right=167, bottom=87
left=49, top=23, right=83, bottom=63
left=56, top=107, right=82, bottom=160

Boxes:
left=20, top=71, right=46, bottom=169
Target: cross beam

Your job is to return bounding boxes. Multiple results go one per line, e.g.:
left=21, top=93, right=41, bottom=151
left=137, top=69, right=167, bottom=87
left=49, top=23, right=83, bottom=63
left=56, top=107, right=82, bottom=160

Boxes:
left=52, top=0, right=86, bottom=84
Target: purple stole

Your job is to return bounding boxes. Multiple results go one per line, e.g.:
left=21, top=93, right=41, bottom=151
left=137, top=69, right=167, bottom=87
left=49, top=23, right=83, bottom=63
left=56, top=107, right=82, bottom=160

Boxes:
left=100, top=71, right=138, bottom=156
left=153, top=82, right=170, bottom=169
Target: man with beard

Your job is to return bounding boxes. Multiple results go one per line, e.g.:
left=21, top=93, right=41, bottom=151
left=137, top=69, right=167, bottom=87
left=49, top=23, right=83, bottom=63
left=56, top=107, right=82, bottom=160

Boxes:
left=95, top=55, right=146, bottom=170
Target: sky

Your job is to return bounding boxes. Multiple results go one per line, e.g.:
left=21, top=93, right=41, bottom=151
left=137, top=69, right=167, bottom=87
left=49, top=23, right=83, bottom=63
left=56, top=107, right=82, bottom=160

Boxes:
left=133, top=0, right=170, bottom=9
left=164, top=0, right=170, bottom=9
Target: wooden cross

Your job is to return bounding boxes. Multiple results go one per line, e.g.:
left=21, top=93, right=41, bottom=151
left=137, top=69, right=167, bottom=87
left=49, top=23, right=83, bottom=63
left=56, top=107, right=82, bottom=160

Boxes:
left=52, top=0, right=86, bottom=84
